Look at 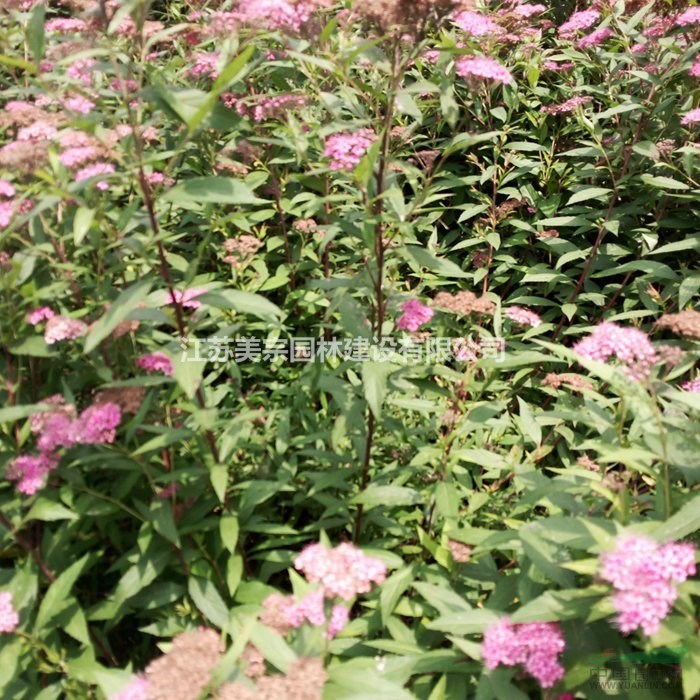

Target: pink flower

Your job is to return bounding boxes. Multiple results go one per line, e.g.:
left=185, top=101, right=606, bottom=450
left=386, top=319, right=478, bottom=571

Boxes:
left=0, top=202, right=13, bottom=229
left=452, top=10, right=502, bottom=36
left=168, top=288, right=206, bottom=309
left=6, top=452, right=60, bottom=495
left=64, top=95, right=96, bottom=115
left=136, top=352, right=173, bottom=376
left=676, top=7, right=700, bottom=26
left=188, top=52, right=221, bottom=80
left=294, top=542, right=387, bottom=600
left=543, top=61, right=574, bottom=71
left=482, top=619, right=565, bottom=688
left=577, top=26, right=613, bottom=49
left=690, top=61, right=700, bottom=77
left=17, top=121, right=57, bottom=142
left=327, top=604, right=350, bottom=638
left=76, top=402, right=121, bottom=444
left=513, top=4, right=546, bottom=18
left=60, top=147, right=98, bottom=169
left=541, top=96, right=592, bottom=114
left=67, top=58, right=96, bottom=86
left=44, top=315, right=88, bottom=344
left=111, top=677, right=149, bottom=700
left=681, top=378, right=700, bottom=392
left=44, top=18, right=88, bottom=33
left=0, top=179, right=15, bottom=198
left=75, top=162, right=115, bottom=186
left=599, top=535, right=696, bottom=636
left=558, top=9, right=600, bottom=38
left=681, top=108, right=700, bottom=125
left=0, top=592, right=19, bottom=633
left=573, top=322, right=658, bottom=381
left=26, top=306, right=55, bottom=325
left=455, top=56, right=514, bottom=84
left=323, top=129, right=376, bottom=171
left=396, top=299, right=435, bottom=332
left=233, top=0, right=320, bottom=33
left=505, top=306, right=542, bottom=328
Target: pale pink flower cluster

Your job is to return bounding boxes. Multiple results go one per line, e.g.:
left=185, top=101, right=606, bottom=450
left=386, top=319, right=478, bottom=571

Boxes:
left=75, top=162, right=115, bottom=190
left=44, top=18, right=88, bottom=33
left=0, top=592, right=19, bottom=634
left=543, top=61, right=574, bottom=71
left=577, top=26, right=613, bottom=49
left=396, top=299, right=435, bottom=332
left=6, top=453, right=59, bottom=495
left=136, top=352, right=173, bottom=376
left=64, top=94, right=96, bottom=115
left=455, top=57, right=514, bottom=84
left=558, top=9, right=600, bottom=38
left=541, top=95, right=592, bottom=114
left=169, top=288, right=206, bottom=309
left=44, top=315, right=88, bottom=344
left=505, top=306, right=542, bottom=328
left=573, top=322, right=659, bottom=381
left=689, top=61, right=700, bottom=77
left=599, top=535, right=696, bottom=636
left=481, top=619, right=565, bottom=688
left=676, top=8, right=700, bottom=27
left=294, top=542, right=387, bottom=600
left=261, top=591, right=349, bottom=639
left=17, top=121, right=58, bottom=143
left=233, top=0, right=331, bottom=33
left=681, top=378, right=700, bottom=392
left=188, top=52, right=221, bottom=80
left=513, top=3, right=546, bottom=18
left=67, top=58, right=97, bottom=87
left=324, top=129, right=376, bottom=171
left=452, top=10, right=502, bottom=37
left=112, top=676, right=149, bottom=700
left=0, top=179, right=15, bottom=198
left=681, top=108, right=700, bottom=125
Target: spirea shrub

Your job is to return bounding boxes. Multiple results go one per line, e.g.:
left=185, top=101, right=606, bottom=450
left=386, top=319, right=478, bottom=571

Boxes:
left=0, top=0, right=699, bottom=698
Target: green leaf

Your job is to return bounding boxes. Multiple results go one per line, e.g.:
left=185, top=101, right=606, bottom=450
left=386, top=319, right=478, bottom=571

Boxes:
left=439, top=79, right=459, bottom=129
left=566, top=187, right=612, bottom=205
left=73, top=207, right=95, bottom=246
left=201, top=289, right=284, bottom=321
left=681, top=637, right=700, bottom=700
left=516, top=397, right=541, bottom=446
left=84, top=280, right=151, bottom=354
left=640, top=174, right=690, bottom=190
left=149, top=501, right=180, bottom=546
left=35, top=554, right=93, bottom=631
left=380, top=565, right=415, bottom=627
left=400, top=245, right=469, bottom=278
left=350, top=486, right=423, bottom=509
left=25, top=498, right=79, bottom=522
left=26, top=2, right=46, bottom=62
left=249, top=621, right=297, bottom=673
left=654, top=493, right=700, bottom=541
left=220, top=514, right=239, bottom=554
left=188, top=576, right=229, bottom=629
left=362, top=361, right=391, bottom=419
left=171, top=346, right=205, bottom=399
left=161, top=177, right=266, bottom=208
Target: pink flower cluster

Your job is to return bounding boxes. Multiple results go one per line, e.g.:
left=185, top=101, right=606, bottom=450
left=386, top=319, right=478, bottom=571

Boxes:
left=573, top=322, right=659, bottom=381
left=541, top=95, right=592, bottom=115
left=481, top=619, right=565, bottom=688
left=136, top=352, right=173, bottom=376
left=599, top=535, right=696, bottom=636
left=262, top=590, right=349, bottom=638
left=681, top=108, right=700, bottom=126
left=505, top=306, right=542, bottom=328
left=168, top=288, right=206, bottom=309
left=676, top=8, right=700, bottom=26
left=223, top=93, right=308, bottom=122
left=455, top=57, right=514, bottom=85
left=396, top=299, right=434, bottom=332
left=44, top=315, right=89, bottom=344
left=112, top=677, right=149, bottom=700
left=452, top=11, right=502, bottom=37
left=577, top=26, right=613, bottom=49
left=75, top=163, right=115, bottom=190
left=6, top=398, right=122, bottom=495
left=682, top=378, right=700, bottom=392
left=0, top=592, right=19, bottom=634
left=513, top=3, right=546, bottom=18
left=324, top=129, right=376, bottom=171
left=294, top=542, right=387, bottom=600
left=558, top=9, right=600, bottom=38
left=188, top=52, right=221, bottom=80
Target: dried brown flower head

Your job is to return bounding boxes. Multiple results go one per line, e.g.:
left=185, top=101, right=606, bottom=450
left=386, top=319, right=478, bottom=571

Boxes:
left=241, top=644, right=266, bottom=679
left=93, top=386, right=146, bottom=415
left=447, top=539, right=472, bottom=563
left=352, top=0, right=473, bottom=35
left=145, top=628, right=222, bottom=700
left=433, top=290, right=495, bottom=316
left=576, top=454, right=601, bottom=472
left=656, top=310, right=700, bottom=340
left=292, top=218, right=318, bottom=234
left=0, top=141, right=48, bottom=174
left=541, top=373, right=594, bottom=392
left=536, top=229, right=559, bottom=240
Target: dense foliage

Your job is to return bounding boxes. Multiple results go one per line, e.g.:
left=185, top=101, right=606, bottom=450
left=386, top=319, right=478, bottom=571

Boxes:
left=1, top=0, right=700, bottom=698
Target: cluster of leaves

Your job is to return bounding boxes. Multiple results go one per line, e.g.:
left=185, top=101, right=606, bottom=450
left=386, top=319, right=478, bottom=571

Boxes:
left=0, top=0, right=699, bottom=698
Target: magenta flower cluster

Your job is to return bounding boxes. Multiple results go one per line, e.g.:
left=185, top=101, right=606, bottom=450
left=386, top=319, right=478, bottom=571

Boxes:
left=136, top=352, right=173, bottom=376
left=481, top=619, right=566, bottom=688
left=558, top=9, right=600, bottom=38
left=505, top=306, right=542, bottom=328
left=455, top=56, right=514, bottom=84
left=599, top=535, right=696, bottom=637
left=323, top=129, right=376, bottom=171
left=573, top=322, right=659, bottom=381
left=396, top=299, right=435, bottom=332
left=6, top=398, right=122, bottom=495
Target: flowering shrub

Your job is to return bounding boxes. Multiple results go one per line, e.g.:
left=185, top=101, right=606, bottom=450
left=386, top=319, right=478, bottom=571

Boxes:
left=0, top=0, right=699, bottom=698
